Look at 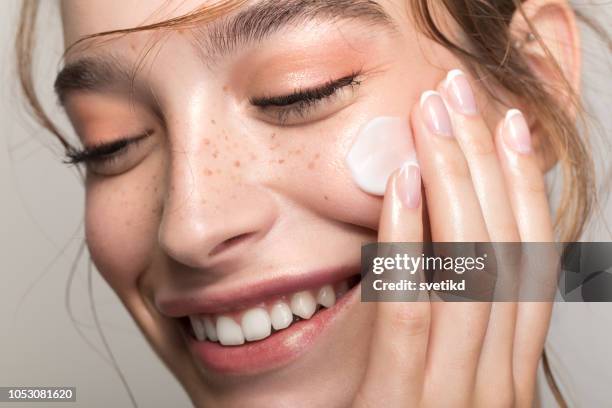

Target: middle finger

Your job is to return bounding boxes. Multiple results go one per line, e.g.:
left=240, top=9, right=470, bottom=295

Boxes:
left=411, top=79, right=492, bottom=406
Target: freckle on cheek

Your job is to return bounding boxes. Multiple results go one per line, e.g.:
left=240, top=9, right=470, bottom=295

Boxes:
left=278, top=159, right=285, bottom=164
left=234, top=160, right=241, bottom=167
left=204, top=168, right=213, bottom=176
left=203, top=138, right=210, bottom=145
left=213, top=151, right=219, bottom=158
left=210, top=119, right=216, bottom=125
left=307, top=153, right=321, bottom=170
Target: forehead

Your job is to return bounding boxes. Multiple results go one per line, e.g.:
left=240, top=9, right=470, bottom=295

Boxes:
left=60, top=0, right=210, bottom=45
left=60, top=0, right=401, bottom=49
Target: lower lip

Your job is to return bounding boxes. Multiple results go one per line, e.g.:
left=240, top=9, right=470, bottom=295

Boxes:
left=185, top=282, right=360, bottom=376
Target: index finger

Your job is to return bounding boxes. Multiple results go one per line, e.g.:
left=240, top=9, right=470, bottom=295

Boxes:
left=355, top=163, right=430, bottom=407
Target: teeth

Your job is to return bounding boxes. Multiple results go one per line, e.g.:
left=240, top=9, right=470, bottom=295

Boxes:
left=290, top=291, right=317, bottom=319
left=270, top=301, right=293, bottom=330
left=241, top=308, right=272, bottom=341
left=216, top=316, right=245, bottom=346
left=317, top=285, right=336, bottom=308
left=203, top=317, right=218, bottom=342
left=189, top=279, right=354, bottom=344
left=189, top=316, right=206, bottom=341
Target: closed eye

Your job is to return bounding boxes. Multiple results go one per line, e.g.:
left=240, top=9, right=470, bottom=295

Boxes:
left=63, top=131, right=152, bottom=166
left=249, top=71, right=362, bottom=125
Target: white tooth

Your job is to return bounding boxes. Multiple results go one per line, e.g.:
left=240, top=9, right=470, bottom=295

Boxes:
left=270, top=301, right=293, bottom=330
left=216, top=316, right=245, bottom=346
left=317, top=285, right=336, bottom=308
left=241, top=307, right=272, bottom=341
left=203, top=317, right=218, bottom=342
left=290, top=291, right=317, bottom=319
left=189, top=315, right=206, bottom=341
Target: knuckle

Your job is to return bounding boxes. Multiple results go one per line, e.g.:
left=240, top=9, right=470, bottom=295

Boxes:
left=437, top=153, right=471, bottom=179
left=514, top=173, right=547, bottom=195
left=389, top=304, right=430, bottom=336
left=476, top=391, right=515, bottom=408
left=445, top=349, right=477, bottom=371
left=464, top=134, right=496, bottom=157
left=476, top=378, right=515, bottom=408
left=489, top=218, right=520, bottom=238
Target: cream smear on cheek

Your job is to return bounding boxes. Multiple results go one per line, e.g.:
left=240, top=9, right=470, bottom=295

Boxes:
left=346, top=116, right=417, bottom=195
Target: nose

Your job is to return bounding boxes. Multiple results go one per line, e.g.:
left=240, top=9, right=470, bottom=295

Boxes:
left=158, top=147, right=277, bottom=270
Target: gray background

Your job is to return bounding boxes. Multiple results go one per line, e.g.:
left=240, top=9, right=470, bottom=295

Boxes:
left=1, top=1, right=610, bottom=407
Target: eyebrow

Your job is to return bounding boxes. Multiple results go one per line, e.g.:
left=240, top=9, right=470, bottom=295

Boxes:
left=54, top=0, right=395, bottom=103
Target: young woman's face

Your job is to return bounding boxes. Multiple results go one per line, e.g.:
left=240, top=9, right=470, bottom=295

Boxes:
left=60, top=0, right=503, bottom=406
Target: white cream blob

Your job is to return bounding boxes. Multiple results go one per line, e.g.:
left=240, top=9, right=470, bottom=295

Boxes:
left=346, top=116, right=416, bottom=195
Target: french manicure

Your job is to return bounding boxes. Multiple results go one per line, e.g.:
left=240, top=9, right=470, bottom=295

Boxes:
left=503, top=109, right=532, bottom=154
left=396, top=162, right=421, bottom=209
left=420, top=91, right=453, bottom=138
left=445, top=69, right=478, bottom=115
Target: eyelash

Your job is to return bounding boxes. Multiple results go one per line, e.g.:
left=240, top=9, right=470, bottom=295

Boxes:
left=64, top=131, right=151, bottom=166
left=249, top=71, right=362, bottom=124
left=64, top=72, right=362, bottom=166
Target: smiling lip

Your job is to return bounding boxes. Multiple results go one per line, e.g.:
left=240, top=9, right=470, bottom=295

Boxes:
left=155, top=265, right=361, bottom=375
left=156, top=265, right=360, bottom=316
left=185, top=281, right=360, bottom=375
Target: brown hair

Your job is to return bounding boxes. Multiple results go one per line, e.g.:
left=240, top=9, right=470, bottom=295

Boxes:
left=15, top=0, right=608, bottom=406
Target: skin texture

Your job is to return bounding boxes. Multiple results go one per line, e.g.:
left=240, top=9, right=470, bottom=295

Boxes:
left=59, top=0, right=581, bottom=406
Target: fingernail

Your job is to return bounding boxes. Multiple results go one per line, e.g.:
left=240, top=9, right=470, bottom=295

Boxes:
left=445, top=69, right=478, bottom=115
left=396, top=162, right=421, bottom=209
left=420, top=91, right=453, bottom=138
left=503, top=109, right=532, bottom=154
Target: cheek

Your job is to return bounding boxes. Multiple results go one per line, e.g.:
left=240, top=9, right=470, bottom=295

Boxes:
left=256, top=77, right=425, bottom=231
left=251, top=111, right=384, bottom=232
left=84, top=166, right=161, bottom=294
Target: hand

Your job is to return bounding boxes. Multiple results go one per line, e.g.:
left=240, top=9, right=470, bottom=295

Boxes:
left=353, top=69, right=555, bottom=408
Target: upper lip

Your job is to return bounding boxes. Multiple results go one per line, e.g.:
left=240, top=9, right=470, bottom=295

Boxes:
left=155, top=265, right=359, bottom=317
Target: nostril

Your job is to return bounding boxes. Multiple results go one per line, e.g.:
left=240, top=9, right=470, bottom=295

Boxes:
left=208, top=232, right=254, bottom=257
